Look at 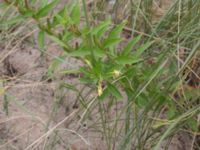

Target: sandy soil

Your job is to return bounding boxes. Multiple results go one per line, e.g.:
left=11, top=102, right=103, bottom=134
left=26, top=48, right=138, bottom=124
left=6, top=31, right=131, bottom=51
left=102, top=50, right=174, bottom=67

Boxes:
left=0, top=0, right=196, bottom=150
left=0, top=33, right=106, bottom=149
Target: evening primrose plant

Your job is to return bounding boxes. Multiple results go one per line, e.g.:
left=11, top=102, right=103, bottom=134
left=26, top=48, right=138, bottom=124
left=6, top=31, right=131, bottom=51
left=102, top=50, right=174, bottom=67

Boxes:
left=1, top=0, right=154, bottom=99
left=1, top=0, right=200, bottom=149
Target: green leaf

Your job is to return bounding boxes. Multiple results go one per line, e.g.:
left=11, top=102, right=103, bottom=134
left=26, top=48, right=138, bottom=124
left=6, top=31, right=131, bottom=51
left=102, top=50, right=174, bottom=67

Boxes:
left=54, top=14, right=68, bottom=25
left=107, top=82, right=122, bottom=99
left=38, top=31, right=45, bottom=51
left=69, top=48, right=90, bottom=57
left=188, top=118, right=198, bottom=132
left=103, top=38, right=122, bottom=48
left=133, top=41, right=154, bottom=59
left=70, top=2, right=81, bottom=24
left=22, top=9, right=35, bottom=17
left=62, top=31, right=73, bottom=41
left=36, top=0, right=60, bottom=18
left=81, top=27, right=90, bottom=35
left=115, top=55, right=143, bottom=65
left=52, top=6, right=70, bottom=26
left=58, top=5, right=67, bottom=17
left=167, top=107, right=177, bottom=119
left=108, top=21, right=126, bottom=38
left=48, top=35, right=69, bottom=49
left=125, top=88, right=132, bottom=101
left=97, top=27, right=109, bottom=38
left=136, top=95, right=149, bottom=107
left=91, top=19, right=111, bottom=35
left=91, top=61, right=102, bottom=76
left=94, top=48, right=106, bottom=58
left=122, top=35, right=142, bottom=55
left=41, top=0, right=49, bottom=7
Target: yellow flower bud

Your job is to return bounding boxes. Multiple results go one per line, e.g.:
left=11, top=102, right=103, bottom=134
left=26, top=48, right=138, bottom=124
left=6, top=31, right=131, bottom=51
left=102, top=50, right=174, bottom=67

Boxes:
left=84, top=59, right=92, bottom=68
left=97, top=81, right=103, bottom=96
left=112, top=70, right=121, bottom=78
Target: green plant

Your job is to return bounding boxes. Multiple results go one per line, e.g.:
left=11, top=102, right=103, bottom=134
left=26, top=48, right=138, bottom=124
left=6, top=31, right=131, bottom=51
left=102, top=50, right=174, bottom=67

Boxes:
left=1, top=0, right=153, bottom=97
left=1, top=0, right=199, bottom=149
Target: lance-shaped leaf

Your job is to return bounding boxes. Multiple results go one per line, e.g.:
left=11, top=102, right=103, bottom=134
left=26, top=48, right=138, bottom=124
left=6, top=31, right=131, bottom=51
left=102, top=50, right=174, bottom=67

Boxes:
left=38, top=31, right=45, bottom=51
left=133, top=41, right=154, bottom=59
left=70, top=1, right=81, bottom=24
left=36, top=0, right=60, bottom=18
left=115, top=55, right=143, bottom=65
left=107, top=82, right=122, bottom=99
left=122, top=35, right=142, bottom=55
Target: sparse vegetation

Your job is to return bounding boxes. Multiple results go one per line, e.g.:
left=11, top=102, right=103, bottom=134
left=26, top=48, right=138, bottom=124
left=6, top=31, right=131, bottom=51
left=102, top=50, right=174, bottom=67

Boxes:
left=0, top=0, right=199, bottom=150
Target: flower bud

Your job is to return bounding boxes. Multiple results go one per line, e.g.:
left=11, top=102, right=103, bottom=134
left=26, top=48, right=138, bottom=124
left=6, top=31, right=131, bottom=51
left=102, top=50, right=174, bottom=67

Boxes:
left=97, top=81, right=103, bottom=96
left=112, top=70, right=121, bottom=78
